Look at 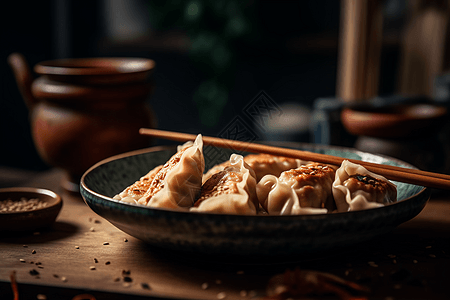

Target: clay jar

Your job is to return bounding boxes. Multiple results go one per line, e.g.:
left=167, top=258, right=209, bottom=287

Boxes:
left=8, top=53, right=156, bottom=191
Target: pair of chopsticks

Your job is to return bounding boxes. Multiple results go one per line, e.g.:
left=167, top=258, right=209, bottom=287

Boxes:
left=139, top=128, right=450, bottom=190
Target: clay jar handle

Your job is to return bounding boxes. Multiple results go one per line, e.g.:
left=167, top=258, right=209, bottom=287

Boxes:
left=7, top=52, right=38, bottom=109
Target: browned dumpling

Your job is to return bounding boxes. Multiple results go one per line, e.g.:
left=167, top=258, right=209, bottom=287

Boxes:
left=203, top=153, right=309, bottom=183
left=113, top=165, right=163, bottom=203
left=114, top=135, right=204, bottom=210
left=191, top=154, right=258, bottom=215
left=332, top=160, right=397, bottom=212
left=257, top=163, right=337, bottom=215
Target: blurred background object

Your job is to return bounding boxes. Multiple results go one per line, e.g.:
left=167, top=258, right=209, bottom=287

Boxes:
left=2, top=0, right=450, bottom=187
left=336, top=0, right=450, bottom=173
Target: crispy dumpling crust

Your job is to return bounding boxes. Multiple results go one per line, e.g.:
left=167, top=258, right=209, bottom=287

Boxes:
left=113, top=135, right=204, bottom=210
left=113, top=165, right=163, bottom=203
left=137, top=146, right=190, bottom=205
left=257, top=162, right=337, bottom=215
left=191, top=154, right=258, bottom=215
left=332, top=160, right=397, bottom=212
left=203, top=153, right=309, bottom=183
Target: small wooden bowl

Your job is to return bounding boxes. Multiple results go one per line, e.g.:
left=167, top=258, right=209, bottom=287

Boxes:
left=0, top=187, right=62, bottom=232
left=341, top=104, right=448, bottom=138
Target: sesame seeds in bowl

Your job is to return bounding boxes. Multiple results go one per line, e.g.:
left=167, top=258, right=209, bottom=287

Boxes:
left=0, top=187, right=63, bottom=232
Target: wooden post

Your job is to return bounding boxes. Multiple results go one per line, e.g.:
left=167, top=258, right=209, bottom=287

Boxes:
left=337, top=0, right=384, bottom=102
left=397, top=0, right=450, bottom=97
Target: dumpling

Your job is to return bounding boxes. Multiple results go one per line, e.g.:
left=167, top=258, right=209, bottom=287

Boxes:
left=139, top=134, right=205, bottom=209
left=114, top=134, right=205, bottom=210
left=256, top=162, right=337, bottom=215
left=244, top=154, right=310, bottom=182
left=332, top=160, right=397, bottom=212
left=203, top=153, right=309, bottom=183
left=191, top=154, right=259, bottom=215
left=112, top=165, right=163, bottom=203
left=202, top=160, right=230, bottom=184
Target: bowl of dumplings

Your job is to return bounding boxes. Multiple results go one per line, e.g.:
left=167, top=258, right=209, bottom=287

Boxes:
left=80, top=135, right=430, bottom=258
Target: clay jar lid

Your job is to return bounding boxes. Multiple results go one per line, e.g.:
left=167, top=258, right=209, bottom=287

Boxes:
left=341, top=103, right=448, bottom=138
left=34, top=57, right=155, bottom=85
left=31, top=57, right=155, bottom=106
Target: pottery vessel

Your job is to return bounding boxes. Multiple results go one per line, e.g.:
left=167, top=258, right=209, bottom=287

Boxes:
left=8, top=53, right=156, bottom=191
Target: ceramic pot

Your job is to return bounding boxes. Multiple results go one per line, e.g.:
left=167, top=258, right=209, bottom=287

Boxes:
left=8, top=53, right=157, bottom=191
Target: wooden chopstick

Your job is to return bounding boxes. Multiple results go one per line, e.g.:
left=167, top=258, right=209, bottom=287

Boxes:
left=139, top=128, right=450, bottom=190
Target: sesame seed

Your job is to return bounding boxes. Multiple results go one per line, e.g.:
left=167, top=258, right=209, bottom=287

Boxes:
left=61, top=277, right=67, bottom=282
left=36, top=294, right=47, bottom=300
left=89, top=227, right=95, bottom=232
left=141, top=282, right=151, bottom=289
left=240, top=290, right=248, bottom=297
left=105, top=261, right=111, bottom=265
left=23, top=245, right=28, bottom=248
left=429, top=254, right=436, bottom=258
left=31, top=250, right=36, bottom=254
left=413, top=259, right=418, bottom=264
left=426, top=245, right=432, bottom=249
left=90, top=266, right=96, bottom=270
left=53, top=274, right=59, bottom=278
left=29, top=269, right=39, bottom=276
left=123, top=276, right=132, bottom=282
left=201, top=282, right=209, bottom=290
left=19, top=259, right=26, bottom=263
left=124, top=238, right=128, bottom=242
left=123, top=282, right=131, bottom=288
left=103, top=242, right=109, bottom=245
left=94, top=220, right=101, bottom=224
left=217, top=292, right=226, bottom=299
left=113, top=277, right=120, bottom=282
left=33, top=232, right=40, bottom=235
left=94, top=258, right=98, bottom=263
left=75, top=246, right=80, bottom=249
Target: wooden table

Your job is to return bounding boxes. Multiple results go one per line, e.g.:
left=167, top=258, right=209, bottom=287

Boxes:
left=1, top=168, right=449, bottom=300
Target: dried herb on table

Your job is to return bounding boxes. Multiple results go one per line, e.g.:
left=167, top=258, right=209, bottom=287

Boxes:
left=264, top=267, right=370, bottom=300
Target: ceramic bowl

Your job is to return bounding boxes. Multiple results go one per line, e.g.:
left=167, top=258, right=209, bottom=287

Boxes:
left=341, top=104, right=448, bottom=138
left=0, top=187, right=62, bottom=232
left=80, top=144, right=430, bottom=258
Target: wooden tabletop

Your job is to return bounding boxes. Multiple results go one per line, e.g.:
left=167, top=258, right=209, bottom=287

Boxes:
left=1, top=168, right=449, bottom=300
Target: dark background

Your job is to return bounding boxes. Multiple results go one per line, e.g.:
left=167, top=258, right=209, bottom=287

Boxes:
left=1, top=0, right=404, bottom=172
